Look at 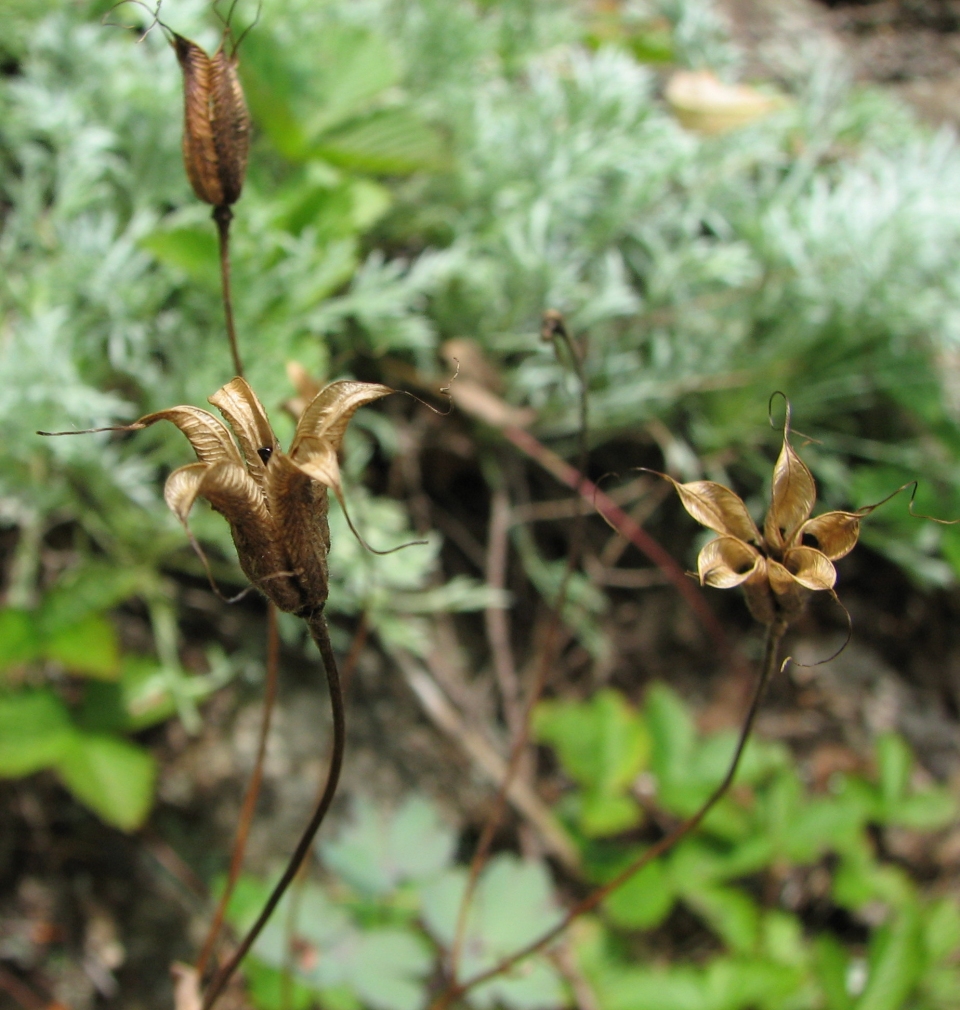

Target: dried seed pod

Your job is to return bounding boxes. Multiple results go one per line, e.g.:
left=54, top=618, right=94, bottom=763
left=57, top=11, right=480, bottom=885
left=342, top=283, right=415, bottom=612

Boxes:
left=173, top=33, right=250, bottom=207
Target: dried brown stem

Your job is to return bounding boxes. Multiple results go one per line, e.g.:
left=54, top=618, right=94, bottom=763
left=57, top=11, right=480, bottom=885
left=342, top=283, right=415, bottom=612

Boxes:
left=502, top=424, right=729, bottom=653
left=0, top=965, right=48, bottom=1010
left=432, top=620, right=786, bottom=1009
left=213, top=205, right=243, bottom=378
left=201, top=612, right=344, bottom=1010
left=485, top=487, right=521, bottom=736
left=196, top=602, right=281, bottom=980
left=449, top=316, right=591, bottom=979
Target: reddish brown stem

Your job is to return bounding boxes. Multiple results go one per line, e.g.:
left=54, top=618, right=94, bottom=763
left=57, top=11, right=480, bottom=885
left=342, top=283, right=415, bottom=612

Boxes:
left=0, top=966, right=48, bottom=1010
left=201, top=613, right=344, bottom=1010
left=432, top=620, right=785, bottom=1010
left=450, top=328, right=591, bottom=978
left=196, top=602, right=281, bottom=979
left=501, top=424, right=728, bottom=653
left=213, top=204, right=243, bottom=378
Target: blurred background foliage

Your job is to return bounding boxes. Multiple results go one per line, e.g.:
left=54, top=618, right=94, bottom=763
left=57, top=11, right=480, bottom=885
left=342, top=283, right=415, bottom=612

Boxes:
left=2, top=0, right=960, bottom=1007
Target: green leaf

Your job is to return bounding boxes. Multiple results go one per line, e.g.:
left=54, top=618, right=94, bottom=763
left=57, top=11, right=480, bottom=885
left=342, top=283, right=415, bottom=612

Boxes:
left=420, top=854, right=565, bottom=1007
left=594, top=964, right=706, bottom=1010
left=534, top=688, right=649, bottom=835
left=244, top=960, right=316, bottom=1010
left=303, top=27, right=401, bottom=138
left=237, top=31, right=309, bottom=159
left=876, top=733, right=912, bottom=809
left=603, top=857, right=675, bottom=930
left=342, top=930, right=432, bottom=1010
left=857, top=906, right=924, bottom=1010
left=579, top=790, right=642, bottom=837
left=40, top=561, right=147, bottom=632
left=319, top=795, right=455, bottom=896
left=140, top=228, right=219, bottom=287
left=313, top=108, right=447, bottom=175
left=814, top=934, right=854, bottom=1010
left=44, top=613, right=120, bottom=680
left=0, top=609, right=41, bottom=672
left=645, top=683, right=696, bottom=793
left=0, top=689, right=73, bottom=776
left=891, top=789, right=957, bottom=830
left=923, top=898, right=960, bottom=965
left=54, top=732, right=156, bottom=831
left=685, top=884, right=760, bottom=954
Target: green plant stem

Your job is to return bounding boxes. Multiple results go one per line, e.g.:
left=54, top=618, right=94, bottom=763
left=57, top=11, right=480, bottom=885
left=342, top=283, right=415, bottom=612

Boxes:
left=213, top=204, right=244, bottom=378
left=196, top=602, right=281, bottom=981
left=433, top=619, right=786, bottom=1010
left=201, top=611, right=344, bottom=1010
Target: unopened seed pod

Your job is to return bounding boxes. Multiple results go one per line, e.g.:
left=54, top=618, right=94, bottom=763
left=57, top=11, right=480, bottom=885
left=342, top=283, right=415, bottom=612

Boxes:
left=173, top=33, right=250, bottom=207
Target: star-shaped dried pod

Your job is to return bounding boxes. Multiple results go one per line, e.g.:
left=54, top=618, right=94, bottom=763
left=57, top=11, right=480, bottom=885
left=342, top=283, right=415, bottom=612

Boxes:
left=44, top=378, right=393, bottom=617
left=651, top=405, right=873, bottom=627
left=172, top=31, right=250, bottom=208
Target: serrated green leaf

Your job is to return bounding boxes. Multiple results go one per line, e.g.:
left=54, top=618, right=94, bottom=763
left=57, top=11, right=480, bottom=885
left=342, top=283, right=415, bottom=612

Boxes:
left=313, top=108, right=447, bottom=175
left=345, top=930, right=432, bottom=1010
left=44, top=613, right=120, bottom=680
left=303, top=27, right=401, bottom=138
left=421, top=854, right=564, bottom=1005
left=54, top=732, right=156, bottom=831
left=319, top=795, right=455, bottom=896
left=0, top=689, right=74, bottom=776
left=0, top=609, right=41, bottom=672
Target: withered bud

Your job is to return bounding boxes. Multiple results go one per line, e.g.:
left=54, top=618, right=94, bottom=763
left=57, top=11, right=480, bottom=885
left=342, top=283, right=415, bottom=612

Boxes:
left=173, top=33, right=250, bottom=207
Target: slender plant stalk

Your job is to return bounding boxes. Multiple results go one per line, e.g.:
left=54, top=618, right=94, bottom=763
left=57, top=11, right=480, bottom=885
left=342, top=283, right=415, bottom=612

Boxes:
left=0, top=964, right=47, bottom=1010
left=501, top=423, right=729, bottom=653
left=434, top=619, right=786, bottom=1009
left=196, top=602, right=282, bottom=980
left=201, top=612, right=345, bottom=1010
left=213, top=204, right=244, bottom=378
left=279, top=613, right=368, bottom=1008
left=449, top=319, right=590, bottom=978
left=485, top=486, right=522, bottom=737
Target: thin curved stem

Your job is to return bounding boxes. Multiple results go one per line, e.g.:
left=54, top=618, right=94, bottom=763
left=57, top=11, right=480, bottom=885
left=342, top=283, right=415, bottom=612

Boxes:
left=449, top=314, right=591, bottom=979
left=213, top=204, right=244, bottom=378
left=433, top=620, right=786, bottom=1010
left=201, top=612, right=345, bottom=1010
left=196, top=602, right=281, bottom=979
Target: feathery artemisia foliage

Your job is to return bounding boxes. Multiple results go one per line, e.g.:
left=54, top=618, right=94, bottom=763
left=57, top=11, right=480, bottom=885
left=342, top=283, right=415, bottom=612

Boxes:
left=124, top=378, right=391, bottom=617
left=658, top=410, right=866, bottom=626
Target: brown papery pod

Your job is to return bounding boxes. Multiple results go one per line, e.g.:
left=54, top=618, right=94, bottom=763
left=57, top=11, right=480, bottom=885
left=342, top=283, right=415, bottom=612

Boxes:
left=173, top=33, right=250, bottom=207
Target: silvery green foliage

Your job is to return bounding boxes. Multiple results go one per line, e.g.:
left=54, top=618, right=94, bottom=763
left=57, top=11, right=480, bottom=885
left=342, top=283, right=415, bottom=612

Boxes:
left=5, top=0, right=960, bottom=610
left=0, top=2, right=487, bottom=644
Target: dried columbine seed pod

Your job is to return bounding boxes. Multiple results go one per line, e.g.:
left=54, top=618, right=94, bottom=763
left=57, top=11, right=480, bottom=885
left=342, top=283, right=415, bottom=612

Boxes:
left=55, top=378, right=394, bottom=618
left=650, top=403, right=871, bottom=627
left=173, top=32, right=250, bottom=208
